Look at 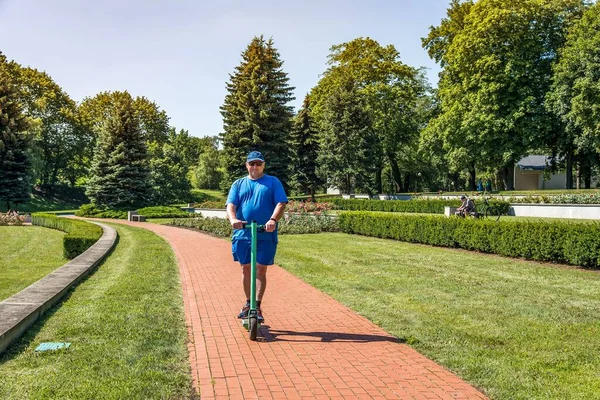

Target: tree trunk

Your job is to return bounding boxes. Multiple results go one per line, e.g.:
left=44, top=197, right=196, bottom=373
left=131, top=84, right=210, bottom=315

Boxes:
left=584, top=164, right=592, bottom=189
left=310, top=186, right=315, bottom=202
left=388, top=156, right=402, bottom=193
left=566, top=148, right=573, bottom=189
left=405, top=174, right=412, bottom=193
left=468, top=162, right=476, bottom=191
left=449, top=172, right=460, bottom=192
left=499, top=166, right=514, bottom=191
left=375, top=168, right=382, bottom=194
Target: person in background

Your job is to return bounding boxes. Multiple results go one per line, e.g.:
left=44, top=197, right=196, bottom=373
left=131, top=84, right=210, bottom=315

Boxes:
left=455, top=194, right=475, bottom=217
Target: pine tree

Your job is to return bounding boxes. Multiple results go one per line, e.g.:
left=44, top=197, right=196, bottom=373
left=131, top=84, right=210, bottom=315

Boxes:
left=0, top=56, right=32, bottom=210
left=220, top=36, right=295, bottom=192
left=318, top=81, right=379, bottom=195
left=290, top=95, right=323, bottom=200
left=86, top=92, right=151, bottom=209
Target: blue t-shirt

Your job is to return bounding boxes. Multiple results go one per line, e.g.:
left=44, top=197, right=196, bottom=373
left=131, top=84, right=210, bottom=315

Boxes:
left=226, top=174, right=288, bottom=242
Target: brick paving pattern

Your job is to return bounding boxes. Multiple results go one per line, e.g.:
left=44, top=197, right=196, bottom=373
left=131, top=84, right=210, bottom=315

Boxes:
left=114, top=221, right=487, bottom=399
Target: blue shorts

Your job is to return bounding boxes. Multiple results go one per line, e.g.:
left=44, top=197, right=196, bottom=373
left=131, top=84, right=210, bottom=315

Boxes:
left=232, top=240, right=277, bottom=265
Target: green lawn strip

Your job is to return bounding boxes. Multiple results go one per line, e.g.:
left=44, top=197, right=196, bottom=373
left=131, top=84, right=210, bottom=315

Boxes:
left=0, top=226, right=67, bottom=301
left=277, top=233, right=600, bottom=400
left=0, top=224, right=191, bottom=399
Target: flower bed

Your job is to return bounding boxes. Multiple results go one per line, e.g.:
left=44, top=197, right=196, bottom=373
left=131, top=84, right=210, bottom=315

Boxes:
left=0, top=211, right=29, bottom=226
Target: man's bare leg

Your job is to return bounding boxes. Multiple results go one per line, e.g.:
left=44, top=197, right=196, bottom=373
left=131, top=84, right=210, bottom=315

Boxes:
left=242, top=263, right=268, bottom=302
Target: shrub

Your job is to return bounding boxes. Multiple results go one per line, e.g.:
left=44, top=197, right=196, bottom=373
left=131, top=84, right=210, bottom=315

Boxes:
left=170, top=213, right=339, bottom=237
left=286, top=200, right=334, bottom=213
left=509, top=191, right=600, bottom=204
left=193, top=201, right=226, bottom=209
left=75, top=204, right=128, bottom=219
left=137, top=206, right=194, bottom=218
left=331, top=197, right=511, bottom=215
left=279, top=213, right=339, bottom=234
left=171, top=217, right=231, bottom=237
left=337, top=211, right=600, bottom=268
left=32, top=213, right=103, bottom=258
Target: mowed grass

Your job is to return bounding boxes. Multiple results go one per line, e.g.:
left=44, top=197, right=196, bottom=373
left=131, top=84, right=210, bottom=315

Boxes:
left=0, top=226, right=67, bottom=301
left=0, top=224, right=191, bottom=399
left=277, top=233, right=600, bottom=400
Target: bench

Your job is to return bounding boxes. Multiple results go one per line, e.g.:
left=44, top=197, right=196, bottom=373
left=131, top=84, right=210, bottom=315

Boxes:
left=131, top=215, right=146, bottom=222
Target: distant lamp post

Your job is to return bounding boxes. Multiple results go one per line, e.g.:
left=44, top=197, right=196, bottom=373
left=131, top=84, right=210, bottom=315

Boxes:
left=416, top=172, right=422, bottom=193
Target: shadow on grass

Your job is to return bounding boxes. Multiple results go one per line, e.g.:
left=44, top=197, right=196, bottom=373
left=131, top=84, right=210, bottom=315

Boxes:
left=0, top=235, right=119, bottom=364
left=258, top=325, right=406, bottom=344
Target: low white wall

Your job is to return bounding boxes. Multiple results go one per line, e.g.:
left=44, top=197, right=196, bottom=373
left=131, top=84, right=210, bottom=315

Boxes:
left=194, top=209, right=227, bottom=218
left=509, top=204, right=600, bottom=220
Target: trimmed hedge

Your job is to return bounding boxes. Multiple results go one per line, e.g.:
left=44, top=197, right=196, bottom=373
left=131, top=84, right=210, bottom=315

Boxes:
left=75, top=204, right=127, bottom=219
left=331, top=198, right=510, bottom=215
left=171, top=216, right=232, bottom=237
left=76, top=204, right=195, bottom=219
left=136, top=206, right=194, bottom=218
left=32, top=213, right=103, bottom=259
left=193, top=201, right=226, bottom=210
left=170, top=213, right=339, bottom=237
left=509, top=191, right=600, bottom=204
left=338, top=211, right=600, bottom=268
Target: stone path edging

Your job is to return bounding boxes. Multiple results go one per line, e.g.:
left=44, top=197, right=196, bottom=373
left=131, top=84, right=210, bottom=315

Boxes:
left=0, top=222, right=117, bottom=354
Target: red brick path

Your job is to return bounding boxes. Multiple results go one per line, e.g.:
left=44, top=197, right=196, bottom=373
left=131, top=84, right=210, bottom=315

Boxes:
left=112, top=221, right=487, bottom=399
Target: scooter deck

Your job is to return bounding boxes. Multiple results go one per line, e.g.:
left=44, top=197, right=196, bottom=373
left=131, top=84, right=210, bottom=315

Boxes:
left=241, top=318, right=262, bottom=329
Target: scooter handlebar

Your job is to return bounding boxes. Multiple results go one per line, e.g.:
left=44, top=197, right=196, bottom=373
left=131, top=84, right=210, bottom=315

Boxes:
left=236, top=221, right=267, bottom=231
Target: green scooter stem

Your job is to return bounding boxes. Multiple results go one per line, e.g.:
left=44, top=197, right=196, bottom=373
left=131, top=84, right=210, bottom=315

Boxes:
left=250, top=221, right=258, bottom=311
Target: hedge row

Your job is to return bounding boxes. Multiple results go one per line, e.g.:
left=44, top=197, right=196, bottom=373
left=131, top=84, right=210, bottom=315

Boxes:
left=509, top=192, right=600, bottom=204
left=337, top=211, right=600, bottom=268
left=170, top=213, right=339, bottom=237
left=331, top=198, right=510, bottom=215
left=32, top=213, right=103, bottom=259
left=75, top=204, right=194, bottom=219
left=75, top=204, right=127, bottom=219
left=136, top=206, right=194, bottom=218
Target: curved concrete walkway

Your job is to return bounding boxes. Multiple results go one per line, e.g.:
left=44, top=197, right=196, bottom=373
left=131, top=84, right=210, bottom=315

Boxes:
left=110, top=220, right=487, bottom=400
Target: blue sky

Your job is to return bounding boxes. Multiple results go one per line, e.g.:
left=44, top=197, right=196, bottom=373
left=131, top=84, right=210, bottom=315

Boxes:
left=0, top=0, right=449, bottom=137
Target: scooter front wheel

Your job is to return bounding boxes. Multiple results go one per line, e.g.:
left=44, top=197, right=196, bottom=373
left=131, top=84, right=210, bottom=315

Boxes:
left=249, top=316, right=258, bottom=341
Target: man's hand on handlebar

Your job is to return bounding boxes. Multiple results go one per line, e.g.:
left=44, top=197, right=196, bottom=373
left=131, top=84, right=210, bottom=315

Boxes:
left=265, top=219, right=276, bottom=233
left=230, top=218, right=246, bottom=229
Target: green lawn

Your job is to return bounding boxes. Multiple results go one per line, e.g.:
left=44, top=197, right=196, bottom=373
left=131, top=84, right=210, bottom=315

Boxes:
left=191, top=188, right=225, bottom=202
left=277, top=233, right=600, bottom=400
left=0, top=226, right=67, bottom=301
left=0, top=224, right=191, bottom=399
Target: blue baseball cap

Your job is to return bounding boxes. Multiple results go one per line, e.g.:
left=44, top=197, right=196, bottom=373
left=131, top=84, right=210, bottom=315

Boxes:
left=246, top=151, right=265, bottom=163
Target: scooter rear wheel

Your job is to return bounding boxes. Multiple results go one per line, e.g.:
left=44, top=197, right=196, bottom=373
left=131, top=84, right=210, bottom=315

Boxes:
left=249, top=316, right=258, bottom=341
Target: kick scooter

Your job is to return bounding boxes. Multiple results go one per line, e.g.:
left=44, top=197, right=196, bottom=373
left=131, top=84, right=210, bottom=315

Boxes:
left=240, top=221, right=263, bottom=341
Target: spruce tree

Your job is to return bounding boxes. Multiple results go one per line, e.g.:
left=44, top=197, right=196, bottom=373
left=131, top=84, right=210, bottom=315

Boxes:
left=290, top=95, right=323, bottom=200
left=86, top=92, right=151, bottom=209
left=0, top=57, right=32, bottom=210
left=220, top=36, right=295, bottom=192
